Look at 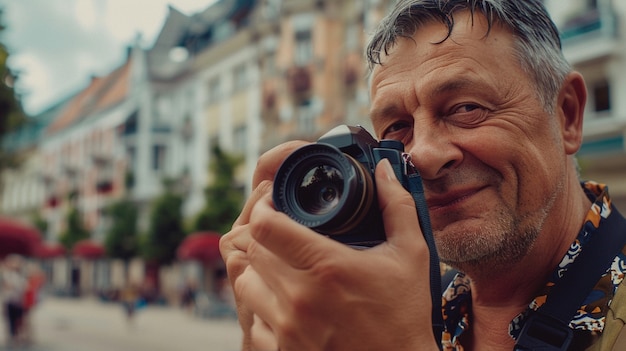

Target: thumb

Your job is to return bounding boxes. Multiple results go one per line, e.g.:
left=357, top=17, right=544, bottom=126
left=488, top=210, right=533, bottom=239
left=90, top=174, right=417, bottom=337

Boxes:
left=375, top=159, right=428, bottom=251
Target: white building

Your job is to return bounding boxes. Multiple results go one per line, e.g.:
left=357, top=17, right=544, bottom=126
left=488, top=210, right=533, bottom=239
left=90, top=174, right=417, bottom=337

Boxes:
left=144, top=1, right=262, bottom=215
left=546, top=0, right=626, bottom=209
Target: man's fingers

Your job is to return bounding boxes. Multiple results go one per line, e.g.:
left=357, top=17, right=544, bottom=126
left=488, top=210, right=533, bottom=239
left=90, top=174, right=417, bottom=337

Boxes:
left=233, top=141, right=309, bottom=229
left=235, top=265, right=281, bottom=329
left=248, top=194, right=344, bottom=271
left=233, top=180, right=273, bottom=227
left=219, top=225, right=254, bottom=283
left=252, top=140, right=309, bottom=188
left=218, top=226, right=256, bottom=346
left=375, top=159, right=428, bottom=254
left=251, top=314, right=279, bottom=351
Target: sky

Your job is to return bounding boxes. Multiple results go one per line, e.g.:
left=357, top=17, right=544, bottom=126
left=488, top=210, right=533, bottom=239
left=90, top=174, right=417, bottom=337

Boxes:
left=0, top=0, right=216, bottom=115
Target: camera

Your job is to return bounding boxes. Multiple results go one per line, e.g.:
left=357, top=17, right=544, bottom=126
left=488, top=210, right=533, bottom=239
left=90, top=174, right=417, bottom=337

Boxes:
left=272, top=125, right=411, bottom=247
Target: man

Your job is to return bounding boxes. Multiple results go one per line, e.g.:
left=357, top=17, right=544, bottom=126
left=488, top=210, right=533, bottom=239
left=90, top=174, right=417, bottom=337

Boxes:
left=220, top=1, right=626, bottom=350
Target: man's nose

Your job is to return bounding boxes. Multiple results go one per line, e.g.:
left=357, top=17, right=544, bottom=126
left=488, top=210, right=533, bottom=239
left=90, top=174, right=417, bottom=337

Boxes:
left=406, top=126, right=462, bottom=180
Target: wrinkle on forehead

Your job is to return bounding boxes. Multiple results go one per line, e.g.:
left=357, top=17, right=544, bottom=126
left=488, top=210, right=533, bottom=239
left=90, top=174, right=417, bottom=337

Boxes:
left=369, top=10, right=516, bottom=89
left=369, top=12, right=518, bottom=100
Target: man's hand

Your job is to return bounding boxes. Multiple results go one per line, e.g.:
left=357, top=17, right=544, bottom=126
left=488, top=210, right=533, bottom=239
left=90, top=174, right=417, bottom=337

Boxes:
left=219, top=140, right=308, bottom=350
left=233, top=158, right=438, bottom=351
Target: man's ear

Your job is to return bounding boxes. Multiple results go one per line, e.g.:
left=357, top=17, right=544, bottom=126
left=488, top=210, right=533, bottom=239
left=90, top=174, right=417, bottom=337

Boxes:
left=557, top=71, right=587, bottom=155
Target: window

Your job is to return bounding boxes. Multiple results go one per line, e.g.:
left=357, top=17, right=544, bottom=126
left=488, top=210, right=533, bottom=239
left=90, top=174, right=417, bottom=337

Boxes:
left=292, top=13, right=315, bottom=65
left=214, top=21, right=234, bottom=42
left=152, top=144, right=167, bottom=171
left=126, top=146, right=136, bottom=168
left=297, top=99, right=315, bottom=135
left=264, top=0, right=280, bottom=19
left=295, top=29, right=313, bottom=66
left=233, top=126, right=247, bottom=155
left=121, top=111, right=138, bottom=135
left=207, top=77, right=221, bottom=104
left=264, top=52, right=277, bottom=75
left=156, top=95, right=171, bottom=123
left=593, top=80, right=611, bottom=113
left=346, top=23, right=359, bottom=51
left=233, top=64, right=247, bottom=92
left=559, top=0, right=602, bottom=40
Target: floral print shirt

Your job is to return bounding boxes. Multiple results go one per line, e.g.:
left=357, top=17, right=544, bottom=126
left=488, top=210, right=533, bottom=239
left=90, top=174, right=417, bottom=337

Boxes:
left=440, top=181, right=626, bottom=350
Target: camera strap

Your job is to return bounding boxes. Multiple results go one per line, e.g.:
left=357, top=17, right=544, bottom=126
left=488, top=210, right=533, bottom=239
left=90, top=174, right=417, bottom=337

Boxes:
left=407, top=170, right=444, bottom=350
left=514, top=205, right=626, bottom=351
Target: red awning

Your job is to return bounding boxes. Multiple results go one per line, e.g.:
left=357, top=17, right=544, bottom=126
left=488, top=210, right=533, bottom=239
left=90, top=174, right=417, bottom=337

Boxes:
left=177, top=232, right=222, bottom=265
left=0, top=217, right=42, bottom=259
left=34, top=242, right=66, bottom=259
left=72, top=239, right=106, bottom=259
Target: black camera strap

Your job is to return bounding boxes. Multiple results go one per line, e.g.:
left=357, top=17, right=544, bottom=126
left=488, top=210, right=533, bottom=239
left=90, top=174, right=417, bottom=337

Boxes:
left=407, top=171, right=444, bottom=350
left=514, top=205, right=626, bottom=351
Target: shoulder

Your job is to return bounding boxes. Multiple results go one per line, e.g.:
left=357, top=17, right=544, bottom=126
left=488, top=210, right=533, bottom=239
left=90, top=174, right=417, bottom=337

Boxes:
left=587, top=279, right=626, bottom=350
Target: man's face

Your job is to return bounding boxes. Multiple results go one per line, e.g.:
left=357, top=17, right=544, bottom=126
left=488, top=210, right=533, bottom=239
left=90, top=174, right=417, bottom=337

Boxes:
left=369, top=12, right=568, bottom=270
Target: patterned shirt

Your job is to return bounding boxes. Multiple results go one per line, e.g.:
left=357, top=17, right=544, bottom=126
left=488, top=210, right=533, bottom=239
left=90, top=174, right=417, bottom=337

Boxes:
left=441, top=181, right=626, bottom=350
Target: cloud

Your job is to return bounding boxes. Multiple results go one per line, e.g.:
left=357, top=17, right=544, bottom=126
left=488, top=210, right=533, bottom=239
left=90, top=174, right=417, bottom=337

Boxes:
left=1, top=0, right=215, bottom=115
left=2, top=0, right=123, bottom=114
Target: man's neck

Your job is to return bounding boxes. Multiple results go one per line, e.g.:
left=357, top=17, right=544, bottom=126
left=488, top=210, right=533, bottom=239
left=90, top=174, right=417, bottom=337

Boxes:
left=459, top=304, right=520, bottom=351
left=468, top=178, right=592, bottom=299
left=459, top=178, right=593, bottom=350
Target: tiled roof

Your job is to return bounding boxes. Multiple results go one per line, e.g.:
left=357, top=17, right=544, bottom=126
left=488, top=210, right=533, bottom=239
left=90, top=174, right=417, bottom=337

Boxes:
left=46, top=57, right=132, bottom=135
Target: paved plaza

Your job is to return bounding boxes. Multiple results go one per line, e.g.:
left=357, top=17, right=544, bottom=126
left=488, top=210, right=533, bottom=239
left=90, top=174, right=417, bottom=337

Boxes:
left=0, top=296, right=243, bottom=351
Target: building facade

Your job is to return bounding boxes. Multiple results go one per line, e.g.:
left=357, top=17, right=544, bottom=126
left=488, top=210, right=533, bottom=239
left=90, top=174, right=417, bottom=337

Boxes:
left=546, top=0, right=626, bottom=209
left=38, top=47, right=146, bottom=243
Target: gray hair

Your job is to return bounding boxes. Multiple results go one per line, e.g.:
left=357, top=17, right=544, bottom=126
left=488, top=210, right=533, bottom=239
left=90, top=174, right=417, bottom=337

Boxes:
left=366, top=0, right=572, bottom=112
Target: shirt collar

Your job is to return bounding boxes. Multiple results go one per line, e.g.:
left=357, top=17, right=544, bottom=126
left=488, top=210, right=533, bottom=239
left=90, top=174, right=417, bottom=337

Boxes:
left=440, top=181, right=623, bottom=349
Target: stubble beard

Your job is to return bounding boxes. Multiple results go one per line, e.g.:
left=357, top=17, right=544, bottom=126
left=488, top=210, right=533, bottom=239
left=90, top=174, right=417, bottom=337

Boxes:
left=435, top=195, right=555, bottom=276
left=426, top=154, right=565, bottom=277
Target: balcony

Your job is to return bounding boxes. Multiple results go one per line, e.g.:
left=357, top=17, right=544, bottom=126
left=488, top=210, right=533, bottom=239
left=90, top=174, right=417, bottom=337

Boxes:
left=95, top=179, right=114, bottom=194
left=40, top=173, right=56, bottom=190
left=180, top=117, right=194, bottom=140
left=578, top=118, right=626, bottom=171
left=579, top=134, right=625, bottom=156
left=561, top=9, right=605, bottom=41
left=287, top=66, right=312, bottom=97
left=117, top=110, right=138, bottom=137
left=262, top=84, right=277, bottom=111
left=92, top=152, right=115, bottom=195
left=560, top=8, right=619, bottom=65
left=46, top=195, right=59, bottom=208
left=91, top=152, right=112, bottom=168
left=40, top=173, right=59, bottom=208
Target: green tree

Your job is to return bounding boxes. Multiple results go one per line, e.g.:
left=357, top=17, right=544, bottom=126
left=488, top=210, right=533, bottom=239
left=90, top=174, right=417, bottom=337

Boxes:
left=194, top=145, right=244, bottom=234
left=104, top=198, right=139, bottom=263
left=0, top=9, right=27, bottom=195
left=31, top=212, right=48, bottom=239
left=143, top=180, right=186, bottom=265
left=59, top=206, right=89, bottom=250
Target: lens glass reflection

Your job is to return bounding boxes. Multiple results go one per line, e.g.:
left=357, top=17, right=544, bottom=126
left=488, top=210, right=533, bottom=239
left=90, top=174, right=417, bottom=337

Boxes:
left=296, top=165, right=344, bottom=215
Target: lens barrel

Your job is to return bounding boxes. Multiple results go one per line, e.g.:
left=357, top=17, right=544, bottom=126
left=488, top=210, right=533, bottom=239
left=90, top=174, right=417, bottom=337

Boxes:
left=273, top=143, right=375, bottom=236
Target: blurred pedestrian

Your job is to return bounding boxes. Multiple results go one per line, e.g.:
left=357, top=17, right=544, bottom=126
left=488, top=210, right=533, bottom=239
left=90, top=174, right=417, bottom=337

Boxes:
left=20, top=262, right=45, bottom=345
left=0, top=254, right=27, bottom=348
left=120, top=281, right=140, bottom=327
left=180, top=278, right=198, bottom=315
left=215, top=269, right=235, bottom=310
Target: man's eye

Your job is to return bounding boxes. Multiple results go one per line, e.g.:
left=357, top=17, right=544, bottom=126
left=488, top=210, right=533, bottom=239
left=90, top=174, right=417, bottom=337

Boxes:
left=453, top=104, right=481, bottom=113
left=448, top=104, right=489, bottom=125
left=382, top=122, right=411, bottom=139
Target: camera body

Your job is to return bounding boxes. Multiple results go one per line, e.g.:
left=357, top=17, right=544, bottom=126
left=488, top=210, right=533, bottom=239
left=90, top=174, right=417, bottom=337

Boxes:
left=273, top=125, right=411, bottom=247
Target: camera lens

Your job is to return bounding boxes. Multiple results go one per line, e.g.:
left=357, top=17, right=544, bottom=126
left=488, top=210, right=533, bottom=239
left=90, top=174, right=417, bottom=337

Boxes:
left=296, top=165, right=343, bottom=215
left=273, top=143, right=375, bottom=236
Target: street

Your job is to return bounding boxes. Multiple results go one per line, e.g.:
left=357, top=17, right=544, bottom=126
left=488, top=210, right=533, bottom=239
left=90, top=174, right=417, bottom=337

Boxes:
left=0, top=296, right=242, bottom=351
